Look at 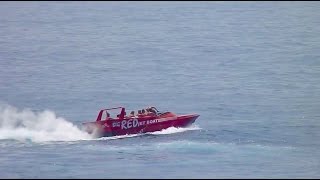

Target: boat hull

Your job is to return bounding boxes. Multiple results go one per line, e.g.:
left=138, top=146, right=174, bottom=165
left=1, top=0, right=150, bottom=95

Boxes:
left=83, top=114, right=199, bottom=138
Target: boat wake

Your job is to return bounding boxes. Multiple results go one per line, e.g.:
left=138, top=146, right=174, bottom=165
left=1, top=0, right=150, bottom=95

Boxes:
left=148, top=125, right=201, bottom=135
left=0, top=104, right=92, bottom=143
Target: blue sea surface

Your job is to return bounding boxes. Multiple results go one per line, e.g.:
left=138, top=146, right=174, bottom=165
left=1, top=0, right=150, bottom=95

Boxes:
left=0, top=1, right=320, bottom=178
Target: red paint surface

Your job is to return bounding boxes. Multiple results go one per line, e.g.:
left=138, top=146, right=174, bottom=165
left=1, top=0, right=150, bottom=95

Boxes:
left=82, top=107, right=199, bottom=137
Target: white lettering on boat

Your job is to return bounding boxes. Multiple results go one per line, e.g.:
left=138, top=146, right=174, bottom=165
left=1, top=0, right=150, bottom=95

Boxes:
left=127, top=119, right=133, bottom=128
left=121, top=120, right=127, bottom=129
left=146, top=119, right=158, bottom=124
left=121, top=119, right=139, bottom=130
left=133, top=119, right=139, bottom=127
left=116, top=117, right=176, bottom=130
left=112, top=122, right=120, bottom=127
left=139, top=121, right=146, bottom=126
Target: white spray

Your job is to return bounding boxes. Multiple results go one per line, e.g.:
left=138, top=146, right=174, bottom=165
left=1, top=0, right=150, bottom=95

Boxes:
left=0, top=104, right=93, bottom=143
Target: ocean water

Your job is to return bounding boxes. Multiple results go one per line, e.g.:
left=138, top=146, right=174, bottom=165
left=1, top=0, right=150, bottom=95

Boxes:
left=1, top=1, right=320, bottom=178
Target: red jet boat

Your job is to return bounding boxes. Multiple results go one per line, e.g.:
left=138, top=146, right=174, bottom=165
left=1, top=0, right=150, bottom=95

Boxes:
left=82, top=106, right=199, bottom=137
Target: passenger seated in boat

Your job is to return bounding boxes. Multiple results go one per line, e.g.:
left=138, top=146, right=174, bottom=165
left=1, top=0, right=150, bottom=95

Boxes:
left=141, top=109, right=146, bottom=115
left=129, top=111, right=135, bottom=117
left=147, top=107, right=156, bottom=115
left=117, top=111, right=126, bottom=118
left=137, top=110, right=142, bottom=116
left=105, top=112, right=110, bottom=120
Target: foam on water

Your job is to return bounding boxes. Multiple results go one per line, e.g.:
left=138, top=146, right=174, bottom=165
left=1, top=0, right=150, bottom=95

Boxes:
left=148, top=125, right=201, bottom=135
left=0, top=104, right=93, bottom=143
left=96, top=133, right=143, bottom=141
